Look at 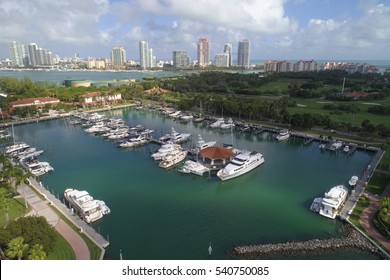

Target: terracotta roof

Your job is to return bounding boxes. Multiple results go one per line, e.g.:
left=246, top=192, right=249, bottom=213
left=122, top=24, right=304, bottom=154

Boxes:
left=344, top=91, right=380, bottom=98
left=81, top=92, right=100, bottom=98
left=9, top=97, right=59, bottom=106
left=200, top=147, right=234, bottom=159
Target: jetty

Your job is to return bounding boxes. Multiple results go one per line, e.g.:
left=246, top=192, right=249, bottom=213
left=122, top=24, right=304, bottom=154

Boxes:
left=233, top=224, right=382, bottom=258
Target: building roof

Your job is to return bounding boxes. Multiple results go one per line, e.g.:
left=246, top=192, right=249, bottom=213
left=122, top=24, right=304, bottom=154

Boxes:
left=199, top=147, right=234, bottom=160
left=9, top=97, right=59, bottom=106
left=344, top=91, right=380, bottom=98
left=81, top=92, right=100, bottom=98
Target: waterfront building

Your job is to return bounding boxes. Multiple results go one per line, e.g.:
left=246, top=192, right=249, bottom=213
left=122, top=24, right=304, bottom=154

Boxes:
left=27, top=43, right=39, bottom=67
left=294, top=60, right=317, bottom=72
left=9, top=41, right=26, bottom=67
left=87, top=59, right=106, bottom=69
left=237, top=40, right=250, bottom=68
left=215, top=53, right=229, bottom=67
left=173, top=51, right=191, bottom=68
left=265, top=60, right=292, bottom=72
left=139, top=41, right=151, bottom=69
left=80, top=92, right=122, bottom=107
left=9, top=97, right=60, bottom=111
left=199, top=146, right=234, bottom=169
left=111, top=46, right=126, bottom=70
left=322, top=61, right=378, bottom=74
left=197, top=38, right=210, bottom=67
left=223, top=43, right=233, bottom=67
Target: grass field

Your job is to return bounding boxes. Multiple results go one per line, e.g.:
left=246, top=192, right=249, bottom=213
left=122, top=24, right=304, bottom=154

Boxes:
left=46, top=232, right=76, bottom=260
left=366, top=173, right=390, bottom=195
left=0, top=197, right=28, bottom=228
left=287, top=98, right=390, bottom=126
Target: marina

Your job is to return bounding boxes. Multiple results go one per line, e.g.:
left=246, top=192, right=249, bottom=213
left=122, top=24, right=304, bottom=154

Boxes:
left=6, top=107, right=380, bottom=260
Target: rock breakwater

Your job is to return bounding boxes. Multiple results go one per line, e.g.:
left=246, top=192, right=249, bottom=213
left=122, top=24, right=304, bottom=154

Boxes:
left=234, top=225, right=381, bottom=257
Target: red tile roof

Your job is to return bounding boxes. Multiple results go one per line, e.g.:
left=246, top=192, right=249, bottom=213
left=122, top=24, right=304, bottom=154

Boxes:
left=9, top=97, right=59, bottom=106
left=200, top=147, right=234, bottom=159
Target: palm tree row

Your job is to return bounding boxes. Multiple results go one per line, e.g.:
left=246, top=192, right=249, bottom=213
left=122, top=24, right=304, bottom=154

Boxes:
left=5, top=236, right=46, bottom=260
left=0, top=151, right=33, bottom=228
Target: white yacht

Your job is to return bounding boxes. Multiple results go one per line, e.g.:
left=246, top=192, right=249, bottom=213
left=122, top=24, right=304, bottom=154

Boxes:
left=328, top=141, right=343, bottom=151
left=168, top=110, right=181, bottom=118
left=119, top=135, right=148, bottom=148
left=343, top=145, right=350, bottom=153
left=159, top=128, right=191, bottom=144
left=40, top=161, right=54, bottom=173
left=178, top=160, right=210, bottom=176
left=217, top=150, right=265, bottom=181
left=5, top=143, right=30, bottom=154
left=319, top=185, right=348, bottom=219
left=24, top=161, right=46, bottom=176
left=276, top=129, right=290, bottom=141
left=210, top=118, right=225, bottom=128
left=151, top=143, right=181, bottom=161
left=348, top=176, right=359, bottom=187
left=64, top=189, right=109, bottom=223
left=159, top=149, right=188, bottom=169
left=220, top=118, right=235, bottom=129
left=190, top=134, right=217, bottom=155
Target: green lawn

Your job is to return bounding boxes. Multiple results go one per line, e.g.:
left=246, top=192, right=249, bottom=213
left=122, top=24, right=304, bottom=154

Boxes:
left=366, top=172, right=390, bottom=195
left=349, top=195, right=370, bottom=229
left=46, top=232, right=76, bottom=260
left=0, top=197, right=28, bottom=228
left=258, top=79, right=307, bottom=92
left=287, top=98, right=390, bottom=126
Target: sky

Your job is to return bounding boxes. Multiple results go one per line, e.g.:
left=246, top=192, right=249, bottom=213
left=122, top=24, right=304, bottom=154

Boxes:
left=1, top=0, right=390, bottom=61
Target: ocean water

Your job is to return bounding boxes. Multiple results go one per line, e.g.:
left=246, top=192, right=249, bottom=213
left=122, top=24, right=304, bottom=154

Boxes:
left=10, top=108, right=380, bottom=260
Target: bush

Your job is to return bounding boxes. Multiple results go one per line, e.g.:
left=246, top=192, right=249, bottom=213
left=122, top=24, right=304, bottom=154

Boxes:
left=0, top=216, right=56, bottom=253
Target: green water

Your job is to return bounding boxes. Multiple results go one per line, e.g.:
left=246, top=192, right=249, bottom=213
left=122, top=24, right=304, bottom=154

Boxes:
left=12, top=108, right=379, bottom=260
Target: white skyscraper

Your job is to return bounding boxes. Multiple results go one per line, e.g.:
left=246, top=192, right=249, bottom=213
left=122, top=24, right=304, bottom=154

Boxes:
left=139, top=41, right=150, bottom=69
left=237, top=40, right=250, bottom=68
left=9, top=41, right=25, bottom=67
left=111, top=46, right=127, bottom=69
left=223, top=43, right=233, bottom=67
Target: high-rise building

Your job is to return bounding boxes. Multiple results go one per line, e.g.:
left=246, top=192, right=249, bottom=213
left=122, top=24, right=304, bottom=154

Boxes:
left=197, top=38, right=209, bottom=67
left=223, top=43, right=233, bottom=67
left=139, top=41, right=150, bottom=69
left=9, top=41, right=25, bottom=67
left=237, top=40, right=250, bottom=68
left=215, top=53, right=229, bottom=67
left=27, top=43, right=39, bottom=67
left=173, top=51, right=191, bottom=68
left=111, top=46, right=126, bottom=69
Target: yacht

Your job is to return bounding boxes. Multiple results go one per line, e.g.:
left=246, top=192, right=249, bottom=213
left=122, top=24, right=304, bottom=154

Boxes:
left=119, top=135, right=148, bottom=148
left=159, top=128, right=191, bottom=144
left=276, top=129, right=290, bottom=141
left=220, top=118, right=235, bottom=129
left=343, top=145, right=350, bottom=153
left=159, top=149, right=188, bottom=169
left=348, top=175, right=359, bottom=187
left=190, top=134, right=217, bottom=155
left=168, top=111, right=181, bottom=118
left=210, top=118, right=225, bottom=128
left=64, top=189, right=109, bottom=223
left=5, top=143, right=30, bottom=154
left=151, top=143, right=181, bottom=161
left=24, top=160, right=46, bottom=176
left=328, top=141, right=343, bottom=151
left=217, top=150, right=265, bottom=181
left=178, top=160, right=210, bottom=176
left=318, top=185, right=348, bottom=219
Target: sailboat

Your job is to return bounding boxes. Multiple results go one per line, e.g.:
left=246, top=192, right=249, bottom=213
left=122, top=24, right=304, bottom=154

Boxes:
left=193, top=101, right=204, bottom=123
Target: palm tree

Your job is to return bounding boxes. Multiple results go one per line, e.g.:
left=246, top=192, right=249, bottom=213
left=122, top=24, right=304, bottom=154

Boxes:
left=0, top=188, right=12, bottom=228
left=380, top=197, right=390, bottom=210
left=5, top=237, right=29, bottom=260
left=12, top=166, right=33, bottom=208
left=28, top=244, right=46, bottom=260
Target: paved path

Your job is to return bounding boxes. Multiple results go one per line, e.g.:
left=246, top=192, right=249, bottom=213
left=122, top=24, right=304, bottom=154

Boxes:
left=20, top=183, right=90, bottom=260
left=359, top=184, right=390, bottom=252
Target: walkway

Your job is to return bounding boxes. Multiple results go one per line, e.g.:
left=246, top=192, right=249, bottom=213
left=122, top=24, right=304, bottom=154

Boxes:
left=20, top=182, right=90, bottom=260
left=359, top=184, right=390, bottom=252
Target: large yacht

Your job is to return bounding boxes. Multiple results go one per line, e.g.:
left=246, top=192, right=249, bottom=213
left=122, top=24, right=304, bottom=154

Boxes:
left=64, top=188, right=109, bottom=223
left=151, top=142, right=181, bottom=161
left=119, top=135, right=148, bottom=148
left=159, top=127, right=191, bottom=144
left=190, top=134, right=217, bottom=155
left=276, top=129, right=290, bottom=141
left=210, top=118, right=225, bottom=128
left=178, top=160, right=210, bottom=176
left=217, top=150, right=265, bottom=181
left=159, top=149, right=188, bottom=169
left=318, top=185, right=348, bottom=219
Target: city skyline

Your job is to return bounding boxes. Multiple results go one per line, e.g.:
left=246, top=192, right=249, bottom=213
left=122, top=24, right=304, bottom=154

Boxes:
left=0, top=0, right=389, bottom=61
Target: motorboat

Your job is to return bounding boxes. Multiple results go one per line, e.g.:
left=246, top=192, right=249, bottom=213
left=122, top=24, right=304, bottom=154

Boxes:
left=210, top=118, right=225, bottom=128
left=168, top=111, right=181, bottom=118
left=180, top=114, right=193, bottom=121
left=328, top=141, right=343, bottom=151
left=190, top=134, right=217, bottom=155
left=159, top=128, right=190, bottom=144
left=348, top=175, right=358, bottom=187
left=217, top=150, right=265, bottom=181
left=343, top=145, right=350, bottom=153
left=5, top=143, right=30, bottom=154
left=220, top=118, right=235, bottom=129
left=178, top=160, right=210, bottom=176
left=310, top=197, right=323, bottom=212
left=40, top=161, right=54, bottom=173
left=276, top=129, right=290, bottom=141
left=151, top=143, right=181, bottom=161
left=119, top=135, right=148, bottom=148
left=318, top=185, right=348, bottom=219
left=159, top=149, right=188, bottom=169
left=64, top=189, right=108, bottom=223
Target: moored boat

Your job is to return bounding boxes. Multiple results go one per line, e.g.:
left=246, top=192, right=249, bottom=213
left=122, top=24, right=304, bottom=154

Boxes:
left=276, top=129, right=290, bottom=141
left=159, top=149, right=188, bottom=169
left=348, top=175, right=358, bottom=187
left=178, top=160, right=210, bottom=176
left=217, top=150, right=264, bottom=181
left=318, top=185, right=348, bottom=219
